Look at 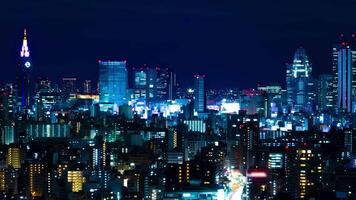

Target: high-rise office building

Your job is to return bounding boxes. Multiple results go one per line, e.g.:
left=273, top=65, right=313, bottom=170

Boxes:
left=132, top=66, right=178, bottom=102
left=133, top=68, right=147, bottom=100
left=332, top=45, right=339, bottom=108
left=183, top=119, right=206, bottom=133
left=227, top=113, right=260, bottom=171
left=83, top=80, right=91, bottom=94
left=306, top=78, right=317, bottom=112
left=98, top=61, right=128, bottom=108
left=168, top=70, right=177, bottom=100
left=133, top=66, right=177, bottom=102
left=28, top=163, right=46, bottom=197
left=67, top=170, right=85, bottom=192
left=296, top=147, right=323, bottom=199
left=7, top=147, right=21, bottom=169
left=336, top=43, right=355, bottom=112
left=332, top=36, right=356, bottom=112
left=62, top=78, right=77, bottom=94
left=35, top=77, right=51, bottom=93
left=286, top=47, right=312, bottom=112
left=257, top=85, right=282, bottom=117
left=26, top=123, right=70, bottom=138
left=317, top=74, right=334, bottom=111
left=156, top=67, right=177, bottom=101
left=146, top=68, right=157, bottom=102
left=156, top=67, right=169, bottom=100
left=2, top=125, right=15, bottom=145
left=17, top=29, right=32, bottom=111
left=240, top=89, right=268, bottom=117
left=0, top=168, right=18, bottom=195
left=343, top=129, right=353, bottom=159
left=193, top=75, right=205, bottom=113
left=0, top=84, right=16, bottom=121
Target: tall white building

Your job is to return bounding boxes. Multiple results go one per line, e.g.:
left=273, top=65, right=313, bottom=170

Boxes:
left=286, top=47, right=313, bottom=112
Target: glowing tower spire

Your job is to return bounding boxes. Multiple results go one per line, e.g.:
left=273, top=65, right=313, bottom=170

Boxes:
left=20, top=29, right=30, bottom=58
left=17, top=28, right=32, bottom=112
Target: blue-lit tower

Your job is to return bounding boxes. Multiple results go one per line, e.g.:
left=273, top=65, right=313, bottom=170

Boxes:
left=146, top=68, right=157, bottom=103
left=193, top=75, right=205, bottom=113
left=317, top=74, right=334, bottom=111
left=332, top=35, right=356, bottom=112
left=286, top=47, right=312, bottom=112
left=17, top=29, right=32, bottom=111
left=98, top=60, right=128, bottom=109
left=337, top=43, right=354, bottom=112
left=133, top=67, right=147, bottom=101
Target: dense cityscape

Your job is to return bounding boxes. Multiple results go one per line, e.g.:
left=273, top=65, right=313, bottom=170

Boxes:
left=0, top=21, right=356, bottom=200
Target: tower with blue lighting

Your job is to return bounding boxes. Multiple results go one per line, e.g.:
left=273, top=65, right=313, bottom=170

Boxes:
left=193, top=75, right=206, bottom=113
left=286, top=47, right=312, bottom=112
left=98, top=60, right=128, bottom=110
left=336, top=42, right=354, bottom=112
left=17, top=29, right=32, bottom=111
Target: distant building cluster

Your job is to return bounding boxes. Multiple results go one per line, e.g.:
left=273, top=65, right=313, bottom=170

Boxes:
left=0, top=30, right=355, bottom=200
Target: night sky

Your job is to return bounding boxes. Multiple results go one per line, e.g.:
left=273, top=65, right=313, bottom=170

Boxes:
left=1, top=0, right=356, bottom=88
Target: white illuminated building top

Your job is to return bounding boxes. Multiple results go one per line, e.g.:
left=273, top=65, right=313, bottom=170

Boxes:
left=291, top=48, right=311, bottom=78
left=20, top=29, right=30, bottom=58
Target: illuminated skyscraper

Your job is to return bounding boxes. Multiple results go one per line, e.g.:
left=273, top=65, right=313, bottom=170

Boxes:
left=133, top=68, right=147, bottom=100
left=317, top=74, right=334, bottom=111
left=286, top=47, right=312, bottom=112
left=17, top=29, right=32, bottom=111
left=336, top=43, right=355, bottom=112
left=0, top=168, right=18, bottom=194
left=133, top=66, right=160, bottom=103
left=156, top=67, right=177, bottom=100
left=132, top=66, right=177, bottom=102
left=0, top=170, right=5, bottom=192
left=146, top=68, right=157, bottom=102
left=6, top=147, right=21, bottom=169
left=0, top=84, right=16, bottom=121
left=67, top=170, right=85, bottom=192
left=98, top=61, right=128, bottom=108
left=2, top=125, right=15, bottom=145
left=133, top=66, right=177, bottom=102
left=240, top=89, right=268, bottom=117
left=28, top=163, right=45, bottom=197
left=332, top=45, right=339, bottom=109
left=332, top=36, right=356, bottom=112
left=343, top=129, right=353, bottom=158
left=296, top=147, right=323, bottom=199
left=62, top=77, right=77, bottom=94
left=193, top=75, right=205, bottom=113
left=83, top=80, right=91, bottom=94
left=228, top=113, right=260, bottom=171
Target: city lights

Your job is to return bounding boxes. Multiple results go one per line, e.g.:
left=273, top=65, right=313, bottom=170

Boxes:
left=0, top=4, right=355, bottom=199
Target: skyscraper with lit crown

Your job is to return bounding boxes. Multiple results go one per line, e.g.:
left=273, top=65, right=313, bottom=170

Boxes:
left=17, top=29, right=32, bottom=111
left=286, top=47, right=312, bottom=112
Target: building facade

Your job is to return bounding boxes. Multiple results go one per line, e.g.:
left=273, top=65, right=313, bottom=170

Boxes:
left=193, top=75, right=205, bottom=113
left=286, top=47, right=313, bottom=112
left=17, top=29, right=32, bottom=112
left=98, top=61, right=128, bottom=109
left=336, top=43, right=355, bottom=112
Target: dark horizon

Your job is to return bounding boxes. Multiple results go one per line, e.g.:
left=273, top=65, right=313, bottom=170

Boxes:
left=1, top=1, right=356, bottom=88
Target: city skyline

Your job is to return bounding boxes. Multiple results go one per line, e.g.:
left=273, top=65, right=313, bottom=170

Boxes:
left=1, top=27, right=354, bottom=89
left=0, top=2, right=356, bottom=200
left=1, top=1, right=356, bottom=88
